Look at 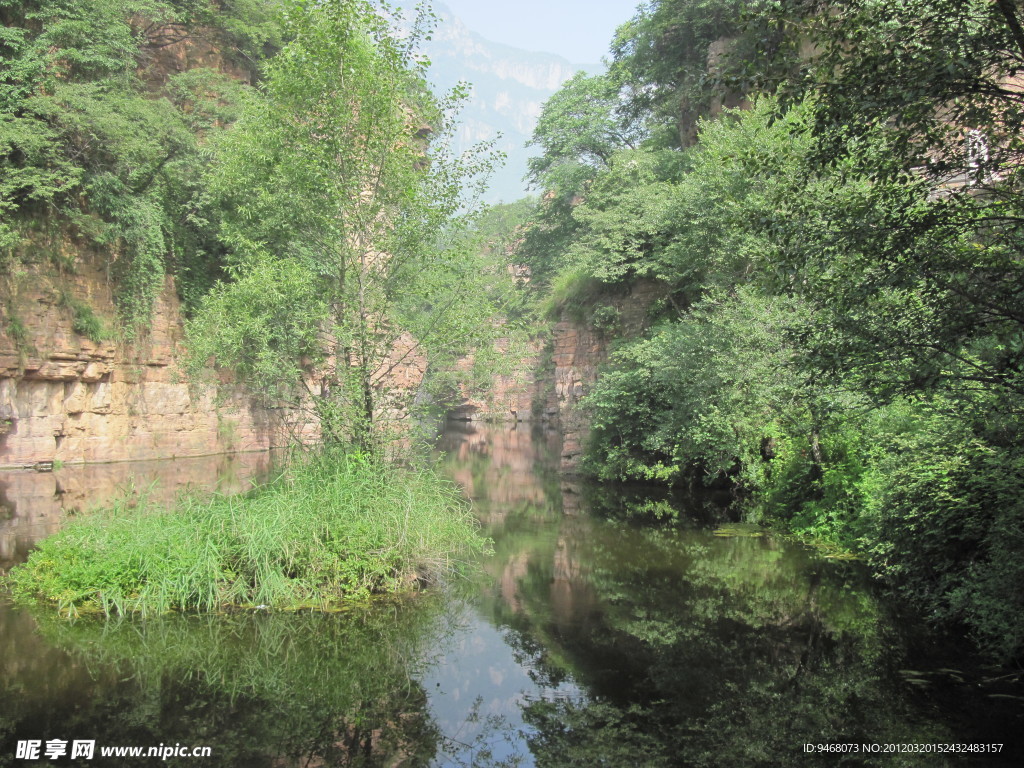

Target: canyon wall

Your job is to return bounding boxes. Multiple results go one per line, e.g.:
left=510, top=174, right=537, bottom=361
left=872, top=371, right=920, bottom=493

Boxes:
left=1, top=243, right=658, bottom=475
left=451, top=281, right=663, bottom=473
left=0, top=25, right=292, bottom=470
left=0, top=13, right=658, bottom=477
left=548, top=281, right=663, bottom=472
left=0, top=250, right=315, bottom=469
left=447, top=336, right=556, bottom=425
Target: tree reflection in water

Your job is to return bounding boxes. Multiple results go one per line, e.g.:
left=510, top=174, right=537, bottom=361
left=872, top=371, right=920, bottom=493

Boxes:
left=439, top=423, right=1021, bottom=768
left=508, top=529, right=946, bottom=767
left=1, top=423, right=1021, bottom=767
left=6, top=600, right=449, bottom=767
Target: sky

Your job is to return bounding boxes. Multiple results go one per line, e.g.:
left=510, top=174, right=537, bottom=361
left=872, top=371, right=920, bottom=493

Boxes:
left=436, top=0, right=641, bottom=65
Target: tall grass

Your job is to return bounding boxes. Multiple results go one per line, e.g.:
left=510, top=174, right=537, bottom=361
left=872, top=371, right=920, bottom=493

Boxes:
left=538, top=266, right=602, bottom=322
left=9, top=450, right=489, bottom=615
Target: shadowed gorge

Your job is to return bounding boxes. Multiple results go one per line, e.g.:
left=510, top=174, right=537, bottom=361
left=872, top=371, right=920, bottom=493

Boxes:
left=3, top=0, right=1024, bottom=762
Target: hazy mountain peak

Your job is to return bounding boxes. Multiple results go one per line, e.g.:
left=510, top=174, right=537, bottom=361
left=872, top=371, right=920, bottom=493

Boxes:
left=426, top=3, right=590, bottom=89
left=388, top=0, right=600, bottom=202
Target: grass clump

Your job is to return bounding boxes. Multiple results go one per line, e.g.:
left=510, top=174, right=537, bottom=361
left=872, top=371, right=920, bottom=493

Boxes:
left=538, top=266, right=606, bottom=322
left=58, top=289, right=111, bottom=343
left=9, top=450, right=489, bottom=616
left=69, top=299, right=109, bottom=343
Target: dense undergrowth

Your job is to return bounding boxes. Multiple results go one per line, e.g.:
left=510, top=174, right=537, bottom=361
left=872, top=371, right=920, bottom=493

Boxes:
left=9, top=450, right=489, bottom=615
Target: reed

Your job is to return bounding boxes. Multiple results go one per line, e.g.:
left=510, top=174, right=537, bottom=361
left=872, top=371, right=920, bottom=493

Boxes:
left=9, top=450, right=488, bottom=615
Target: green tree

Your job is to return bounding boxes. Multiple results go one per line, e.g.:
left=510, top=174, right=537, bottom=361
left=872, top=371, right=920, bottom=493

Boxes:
left=768, top=0, right=1024, bottom=184
left=758, top=0, right=1024, bottom=404
left=188, top=0, right=509, bottom=451
left=518, top=72, right=639, bottom=292
left=526, top=72, right=642, bottom=194
left=511, top=0, right=1024, bottom=663
left=562, top=147, right=683, bottom=286
left=609, top=0, right=751, bottom=146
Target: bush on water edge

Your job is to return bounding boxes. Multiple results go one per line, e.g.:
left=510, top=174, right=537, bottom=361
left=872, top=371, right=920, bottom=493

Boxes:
left=7, top=450, right=490, bottom=616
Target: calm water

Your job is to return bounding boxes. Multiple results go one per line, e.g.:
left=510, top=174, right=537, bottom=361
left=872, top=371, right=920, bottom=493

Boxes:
left=0, top=424, right=1021, bottom=767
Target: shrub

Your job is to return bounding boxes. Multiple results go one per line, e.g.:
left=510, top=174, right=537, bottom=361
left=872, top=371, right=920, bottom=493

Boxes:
left=863, top=424, right=1024, bottom=663
left=70, top=298, right=109, bottom=342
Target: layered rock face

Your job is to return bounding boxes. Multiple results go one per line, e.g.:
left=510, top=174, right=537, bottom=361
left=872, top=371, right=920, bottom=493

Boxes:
left=1, top=235, right=655, bottom=475
left=449, top=281, right=662, bottom=473
left=0, top=254, right=314, bottom=469
left=549, top=281, right=663, bottom=472
left=448, top=336, right=555, bottom=424
left=0, top=26, right=292, bottom=469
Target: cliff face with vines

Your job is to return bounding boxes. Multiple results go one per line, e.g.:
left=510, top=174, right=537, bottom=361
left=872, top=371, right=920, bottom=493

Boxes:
left=0, top=4, right=622, bottom=471
left=0, top=9, right=297, bottom=468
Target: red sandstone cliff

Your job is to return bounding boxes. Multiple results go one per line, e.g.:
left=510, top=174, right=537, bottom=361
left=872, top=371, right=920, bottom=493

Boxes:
left=449, top=280, right=663, bottom=473
left=548, top=281, right=663, bottom=472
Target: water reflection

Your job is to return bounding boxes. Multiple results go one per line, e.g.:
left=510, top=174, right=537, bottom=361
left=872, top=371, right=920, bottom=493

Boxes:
left=0, top=426, right=1021, bottom=767
left=436, top=422, right=1023, bottom=767
left=509, top=531, right=940, bottom=767
left=2, top=600, right=451, bottom=767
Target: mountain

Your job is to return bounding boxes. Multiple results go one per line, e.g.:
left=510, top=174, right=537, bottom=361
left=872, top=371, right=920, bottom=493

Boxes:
left=391, top=1, right=598, bottom=203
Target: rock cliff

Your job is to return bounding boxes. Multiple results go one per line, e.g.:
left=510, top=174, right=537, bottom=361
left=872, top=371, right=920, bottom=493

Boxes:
left=450, top=281, right=663, bottom=473
left=548, top=281, right=664, bottom=472
left=0, top=249, right=314, bottom=469
left=0, top=254, right=658, bottom=476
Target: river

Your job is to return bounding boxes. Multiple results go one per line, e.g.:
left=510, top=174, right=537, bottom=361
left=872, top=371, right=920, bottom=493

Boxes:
left=0, top=423, right=1021, bottom=766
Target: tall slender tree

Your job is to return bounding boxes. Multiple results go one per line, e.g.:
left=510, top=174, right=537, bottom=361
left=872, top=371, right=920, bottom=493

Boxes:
left=187, top=0, right=508, bottom=452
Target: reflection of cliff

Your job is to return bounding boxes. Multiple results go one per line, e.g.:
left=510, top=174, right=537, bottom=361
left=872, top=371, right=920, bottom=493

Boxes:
left=0, top=451, right=277, bottom=571
left=433, top=425, right=1024, bottom=766
left=550, top=526, right=591, bottom=619
left=0, top=604, right=103, bottom=705
left=506, top=529, right=958, bottom=767
left=494, top=522, right=600, bottom=641
left=439, top=422, right=600, bottom=630
left=430, top=425, right=1024, bottom=766
left=438, top=421, right=559, bottom=520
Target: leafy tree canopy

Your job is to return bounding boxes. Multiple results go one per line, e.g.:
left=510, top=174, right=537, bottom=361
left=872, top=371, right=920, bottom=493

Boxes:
left=0, top=0, right=284, bottom=331
left=187, top=0, right=513, bottom=450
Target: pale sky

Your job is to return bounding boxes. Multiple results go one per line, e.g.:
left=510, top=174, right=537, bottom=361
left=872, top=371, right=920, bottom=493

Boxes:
left=436, top=0, right=642, bottom=65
